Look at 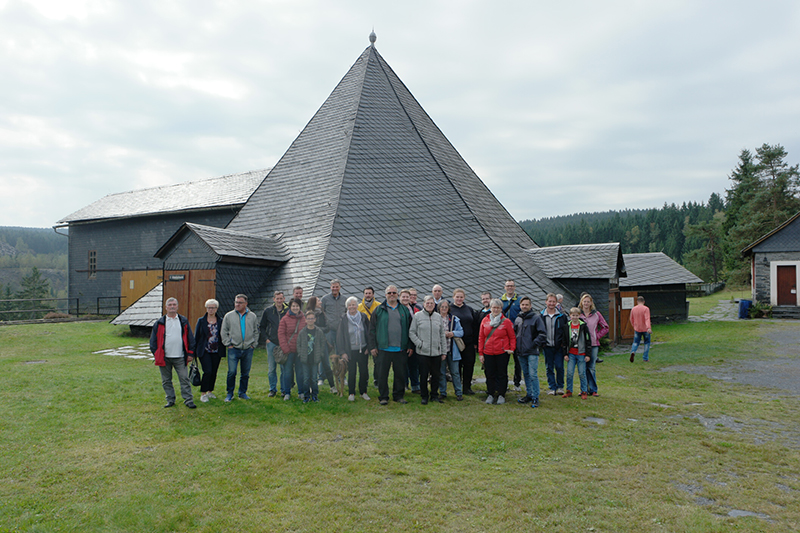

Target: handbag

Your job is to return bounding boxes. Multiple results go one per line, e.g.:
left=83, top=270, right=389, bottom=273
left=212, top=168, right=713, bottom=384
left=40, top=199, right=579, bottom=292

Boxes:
left=189, top=359, right=202, bottom=387
left=454, top=337, right=466, bottom=351
left=274, top=319, right=300, bottom=365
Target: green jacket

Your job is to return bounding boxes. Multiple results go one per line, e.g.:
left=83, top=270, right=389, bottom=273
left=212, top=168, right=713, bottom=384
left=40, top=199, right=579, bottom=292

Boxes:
left=296, top=326, right=329, bottom=366
left=368, top=301, right=412, bottom=351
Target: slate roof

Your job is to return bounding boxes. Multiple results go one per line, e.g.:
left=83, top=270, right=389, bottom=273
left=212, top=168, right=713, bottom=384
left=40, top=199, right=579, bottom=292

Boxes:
left=226, top=39, right=566, bottom=307
left=525, top=243, right=626, bottom=279
left=58, top=169, right=268, bottom=224
left=155, top=222, right=291, bottom=264
left=111, top=282, right=163, bottom=327
left=620, top=253, right=703, bottom=287
left=741, top=211, right=800, bottom=256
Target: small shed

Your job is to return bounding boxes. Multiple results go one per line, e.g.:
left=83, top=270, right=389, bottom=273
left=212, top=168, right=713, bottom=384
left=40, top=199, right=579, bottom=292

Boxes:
left=526, top=243, right=626, bottom=342
left=741, top=212, right=800, bottom=318
left=619, top=253, right=703, bottom=334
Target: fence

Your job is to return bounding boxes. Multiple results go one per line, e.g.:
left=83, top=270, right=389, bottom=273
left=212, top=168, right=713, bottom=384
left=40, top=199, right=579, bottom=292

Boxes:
left=0, top=296, right=122, bottom=321
left=686, top=281, right=726, bottom=298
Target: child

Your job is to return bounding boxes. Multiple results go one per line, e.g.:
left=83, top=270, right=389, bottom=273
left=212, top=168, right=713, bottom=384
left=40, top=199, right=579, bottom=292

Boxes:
left=562, top=307, right=592, bottom=400
left=296, top=310, right=328, bottom=403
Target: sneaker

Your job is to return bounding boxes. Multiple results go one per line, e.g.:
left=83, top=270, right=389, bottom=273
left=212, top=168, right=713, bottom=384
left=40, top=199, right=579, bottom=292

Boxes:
left=580, top=392, right=588, bottom=400
left=547, top=390, right=557, bottom=396
left=312, top=396, right=319, bottom=402
left=556, top=388, right=564, bottom=395
left=592, top=392, right=599, bottom=397
left=268, top=391, right=277, bottom=398
left=486, top=395, right=495, bottom=405
left=200, top=393, right=210, bottom=403
left=531, top=398, right=539, bottom=408
left=238, top=393, right=251, bottom=400
left=395, top=398, right=408, bottom=404
left=283, top=394, right=290, bottom=401
left=318, top=379, right=324, bottom=386
left=497, top=396, right=505, bottom=405
left=464, top=389, right=475, bottom=395
left=303, top=396, right=311, bottom=404
left=361, top=393, right=371, bottom=401
left=513, top=385, right=521, bottom=392
left=518, top=396, right=531, bottom=404
left=421, top=398, right=429, bottom=405
left=330, top=387, right=338, bottom=395
left=224, top=394, right=233, bottom=402
left=411, top=389, right=421, bottom=394
left=596, top=358, right=604, bottom=364
left=644, top=359, right=649, bottom=363
left=379, top=399, right=388, bottom=405
left=299, top=393, right=305, bottom=402
left=630, top=352, right=635, bottom=363
left=163, top=401, right=175, bottom=408
left=348, top=394, right=355, bottom=401
left=456, top=395, right=463, bottom=401
left=207, top=392, right=216, bottom=399
left=186, top=402, right=197, bottom=409
left=562, top=391, right=573, bottom=398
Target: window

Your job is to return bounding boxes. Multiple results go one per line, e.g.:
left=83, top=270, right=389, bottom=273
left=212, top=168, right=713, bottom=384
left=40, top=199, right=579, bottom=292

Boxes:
left=88, top=250, right=97, bottom=279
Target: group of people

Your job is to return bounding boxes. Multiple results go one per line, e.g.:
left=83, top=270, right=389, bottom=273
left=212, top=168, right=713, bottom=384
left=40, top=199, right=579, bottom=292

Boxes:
left=150, top=279, right=652, bottom=410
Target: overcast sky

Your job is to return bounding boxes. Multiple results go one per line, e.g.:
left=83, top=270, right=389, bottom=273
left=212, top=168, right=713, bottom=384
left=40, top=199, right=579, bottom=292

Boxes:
left=2, top=0, right=799, bottom=228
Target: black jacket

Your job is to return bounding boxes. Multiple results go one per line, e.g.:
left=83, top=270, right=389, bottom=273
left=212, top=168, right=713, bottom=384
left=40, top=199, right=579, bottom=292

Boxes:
left=514, top=310, right=547, bottom=356
left=260, top=303, right=288, bottom=345
left=194, top=313, right=227, bottom=362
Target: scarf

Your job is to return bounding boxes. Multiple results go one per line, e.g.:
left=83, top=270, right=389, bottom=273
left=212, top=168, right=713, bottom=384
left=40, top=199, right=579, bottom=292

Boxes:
left=489, top=313, right=503, bottom=328
left=347, top=311, right=365, bottom=350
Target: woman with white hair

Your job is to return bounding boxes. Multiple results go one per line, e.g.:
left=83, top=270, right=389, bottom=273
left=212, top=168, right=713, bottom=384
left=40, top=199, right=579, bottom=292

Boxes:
left=478, top=298, right=516, bottom=405
left=194, top=298, right=226, bottom=403
left=408, top=295, right=447, bottom=404
left=336, top=296, right=371, bottom=401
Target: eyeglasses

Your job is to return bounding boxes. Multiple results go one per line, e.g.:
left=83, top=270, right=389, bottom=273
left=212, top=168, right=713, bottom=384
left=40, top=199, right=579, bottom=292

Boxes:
left=386, top=291, right=397, bottom=295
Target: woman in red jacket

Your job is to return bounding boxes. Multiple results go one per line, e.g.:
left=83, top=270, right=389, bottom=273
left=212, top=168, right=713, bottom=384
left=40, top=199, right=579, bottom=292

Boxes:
left=478, top=298, right=516, bottom=405
left=278, top=298, right=306, bottom=401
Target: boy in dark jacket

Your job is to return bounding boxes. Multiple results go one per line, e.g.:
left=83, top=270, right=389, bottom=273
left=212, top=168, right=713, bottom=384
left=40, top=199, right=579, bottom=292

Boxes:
left=562, top=307, right=592, bottom=399
left=514, top=296, right=547, bottom=408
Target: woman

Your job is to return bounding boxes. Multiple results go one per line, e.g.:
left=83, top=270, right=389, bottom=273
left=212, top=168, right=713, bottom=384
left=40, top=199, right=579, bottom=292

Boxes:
left=194, top=298, right=226, bottom=403
left=478, top=298, right=516, bottom=405
left=449, top=288, right=477, bottom=395
left=336, top=296, right=371, bottom=401
left=408, top=295, right=447, bottom=405
left=579, top=294, right=609, bottom=397
left=278, top=298, right=306, bottom=401
left=437, top=300, right=465, bottom=401
left=305, top=296, right=337, bottom=394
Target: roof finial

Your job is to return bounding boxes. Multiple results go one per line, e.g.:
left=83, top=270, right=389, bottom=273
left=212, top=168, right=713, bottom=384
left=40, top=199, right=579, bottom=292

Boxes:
left=369, top=29, right=377, bottom=46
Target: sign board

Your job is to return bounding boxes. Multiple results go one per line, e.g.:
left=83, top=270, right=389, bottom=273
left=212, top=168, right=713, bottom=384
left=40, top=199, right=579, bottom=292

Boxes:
left=621, top=297, right=635, bottom=310
left=169, top=274, right=186, bottom=281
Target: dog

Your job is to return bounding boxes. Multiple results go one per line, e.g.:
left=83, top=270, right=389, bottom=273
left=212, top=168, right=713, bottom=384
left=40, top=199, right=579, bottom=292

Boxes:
left=329, top=353, right=347, bottom=397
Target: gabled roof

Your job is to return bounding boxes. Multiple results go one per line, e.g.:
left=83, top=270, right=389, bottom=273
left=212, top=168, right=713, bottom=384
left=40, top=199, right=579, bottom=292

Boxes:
left=58, top=169, right=268, bottom=224
left=620, top=253, right=703, bottom=286
left=225, top=38, right=565, bottom=305
left=155, top=222, right=290, bottom=264
left=111, top=282, right=162, bottom=327
left=525, top=243, right=626, bottom=279
left=741, top=211, right=800, bottom=256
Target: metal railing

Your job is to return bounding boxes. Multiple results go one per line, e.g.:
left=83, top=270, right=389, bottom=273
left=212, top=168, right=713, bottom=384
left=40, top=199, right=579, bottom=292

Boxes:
left=0, top=295, right=122, bottom=321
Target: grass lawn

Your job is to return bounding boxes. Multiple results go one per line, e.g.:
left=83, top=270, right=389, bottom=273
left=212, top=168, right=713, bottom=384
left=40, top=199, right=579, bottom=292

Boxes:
left=688, top=287, right=751, bottom=317
left=1, top=320, right=799, bottom=532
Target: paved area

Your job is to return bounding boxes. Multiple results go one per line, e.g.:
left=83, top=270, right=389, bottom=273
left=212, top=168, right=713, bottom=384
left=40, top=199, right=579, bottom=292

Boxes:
left=687, top=299, right=740, bottom=322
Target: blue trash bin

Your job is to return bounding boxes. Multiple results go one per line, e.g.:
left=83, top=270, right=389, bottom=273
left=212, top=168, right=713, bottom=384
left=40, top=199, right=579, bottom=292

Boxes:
left=738, top=299, right=752, bottom=319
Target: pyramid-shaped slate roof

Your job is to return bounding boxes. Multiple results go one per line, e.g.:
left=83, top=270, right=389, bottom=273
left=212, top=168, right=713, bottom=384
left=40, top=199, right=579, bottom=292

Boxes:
left=227, top=39, right=566, bottom=306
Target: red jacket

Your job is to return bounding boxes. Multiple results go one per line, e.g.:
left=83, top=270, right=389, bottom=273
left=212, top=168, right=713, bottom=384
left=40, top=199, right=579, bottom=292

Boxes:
left=478, top=315, right=516, bottom=356
left=150, top=314, right=195, bottom=367
left=278, top=311, right=306, bottom=354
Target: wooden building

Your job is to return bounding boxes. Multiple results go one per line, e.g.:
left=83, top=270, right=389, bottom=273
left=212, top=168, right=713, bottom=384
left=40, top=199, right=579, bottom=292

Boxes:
left=741, top=212, right=800, bottom=318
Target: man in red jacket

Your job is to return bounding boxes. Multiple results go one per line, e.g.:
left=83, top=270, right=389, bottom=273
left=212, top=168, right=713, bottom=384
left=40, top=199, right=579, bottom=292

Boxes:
left=150, top=297, right=196, bottom=408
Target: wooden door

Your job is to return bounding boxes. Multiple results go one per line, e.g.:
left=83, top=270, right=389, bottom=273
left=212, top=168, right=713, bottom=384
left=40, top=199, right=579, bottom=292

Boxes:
left=163, top=270, right=189, bottom=320
left=189, top=270, right=217, bottom=324
left=619, top=291, right=638, bottom=341
left=777, top=265, right=797, bottom=306
left=120, top=270, right=162, bottom=310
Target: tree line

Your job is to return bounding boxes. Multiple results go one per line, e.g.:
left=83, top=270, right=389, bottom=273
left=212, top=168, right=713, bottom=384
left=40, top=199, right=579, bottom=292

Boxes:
left=520, top=143, right=800, bottom=285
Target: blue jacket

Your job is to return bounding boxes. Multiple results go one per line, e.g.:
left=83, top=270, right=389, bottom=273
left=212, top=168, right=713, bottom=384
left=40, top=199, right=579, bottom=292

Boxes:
left=514, top=310, right=547, bottom=356
left=501, top=293, right=521, bottom=322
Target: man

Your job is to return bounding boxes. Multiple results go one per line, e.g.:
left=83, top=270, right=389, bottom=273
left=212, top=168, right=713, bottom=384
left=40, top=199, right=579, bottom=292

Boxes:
left=221, top=294, right=259, bottom=402
left=629, top=296, right=652, bottom=363
left=408, top=288, right=422, bottom=312
left=358, top=287, right=380, bottom=320
left=292, top=286, right=304, bottom=306
left=476, top=291, right=492, bottom=325
left=501, top=280, right=523, bottom=390
left=450, top=288, right=477, bottom=395
left=432, top=284, right=445, bottom=307
left=540, top=293, right=567, bottom=395
left=400, top=289, right=421, bottom=394
left=514, top=296, right=547, bottom=408
left=319, top=279, right=345, bottom=394
left=368, top=285, right=413, bottom=405
left=150, top=297, right=196, bottom=409
left=260, top=291, right=288, bottom=397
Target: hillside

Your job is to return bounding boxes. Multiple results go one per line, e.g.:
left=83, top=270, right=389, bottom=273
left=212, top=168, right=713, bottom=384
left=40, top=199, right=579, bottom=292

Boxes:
left=0, top=226, right=68, bottom=296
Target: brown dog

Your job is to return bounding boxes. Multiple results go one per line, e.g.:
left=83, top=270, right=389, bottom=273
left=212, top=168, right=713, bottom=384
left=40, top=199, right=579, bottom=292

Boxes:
left=329, top=353, right=347, bottom=397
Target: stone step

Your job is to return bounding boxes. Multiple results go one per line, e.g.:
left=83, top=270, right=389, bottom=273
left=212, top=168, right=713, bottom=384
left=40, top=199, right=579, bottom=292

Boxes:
left=772, top=306, right=800, bottom=319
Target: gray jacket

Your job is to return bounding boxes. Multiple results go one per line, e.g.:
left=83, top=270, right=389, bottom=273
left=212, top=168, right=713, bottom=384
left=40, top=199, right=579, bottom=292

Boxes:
left=320, top=292, right=347, bottom=333
left=221, top=308, right=259, bottom=350
left=409, top=310, right=447, bottom=357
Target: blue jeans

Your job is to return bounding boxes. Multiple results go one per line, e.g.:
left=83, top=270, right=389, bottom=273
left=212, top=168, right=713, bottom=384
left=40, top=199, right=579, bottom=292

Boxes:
left=543, top=346, right=564, bottom=391
left=301, top=362, right=318, bottom=399
left=407, top=349, right=420, bottom=391
left=439, top=353, right=462, bottom=397
left=586, top=346, right=599, bottom=394
left=226, top=347, right=253, bottom=397
left=281, top=352, right=298, bottom=397
left=631, top=331, right=651, bottom=361
left=266, top=341, right=278, bottom=393
left=518, top=353, right=540, bottom=400
left=566, top=353, right=588, bottom=393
